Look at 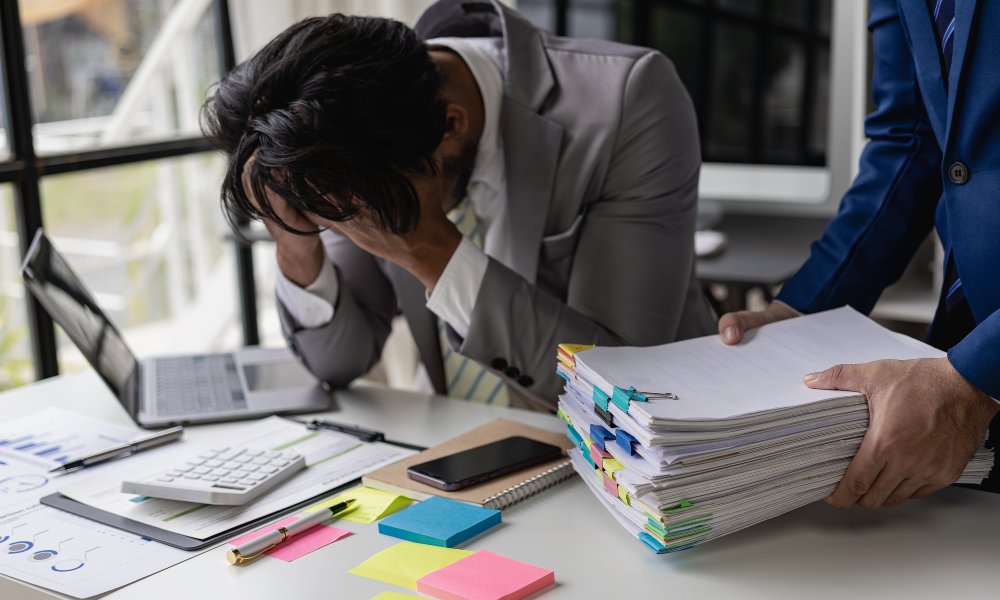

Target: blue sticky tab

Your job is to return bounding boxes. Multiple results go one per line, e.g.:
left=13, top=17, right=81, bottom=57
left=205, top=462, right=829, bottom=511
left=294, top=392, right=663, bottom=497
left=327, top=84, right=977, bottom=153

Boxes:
left=638, top=532, right=667, bottom=554
left=377, top=496, right=501, bottom=547
left=556, top=369, right=571, bottom=382
left=592, top=387, right=610, bottom=411
left=616, top=429, right=639, bottom=456
left=610, top=387, right=631, bottom=412
left=589, top=424, right=614, bottom=451
left=566, top=423, right=584, bottom=449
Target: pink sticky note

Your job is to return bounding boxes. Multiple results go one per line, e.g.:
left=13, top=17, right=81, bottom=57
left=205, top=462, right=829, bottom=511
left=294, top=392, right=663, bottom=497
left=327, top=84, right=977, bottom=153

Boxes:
left=416, top=550, right=555, bottom=600
left=602, top=473, right=618, bottom=497
left=229, top=516, right=351, bottom=562
left=589, top=442, right=610, bottom=466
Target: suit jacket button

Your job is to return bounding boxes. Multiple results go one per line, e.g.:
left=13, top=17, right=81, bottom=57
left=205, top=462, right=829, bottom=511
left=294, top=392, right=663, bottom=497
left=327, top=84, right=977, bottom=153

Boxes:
left=518, top=375, right=534, bottom=387
left=504, top=366, right=521, bottom=379
left=491, top=357, right=508, bottom=370
left=948, top=162, right=969, bottom=184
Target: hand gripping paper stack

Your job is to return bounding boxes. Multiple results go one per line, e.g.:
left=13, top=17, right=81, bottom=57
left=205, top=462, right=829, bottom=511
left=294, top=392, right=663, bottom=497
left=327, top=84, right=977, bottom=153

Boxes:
left=555, top=307, right=995, bottom=554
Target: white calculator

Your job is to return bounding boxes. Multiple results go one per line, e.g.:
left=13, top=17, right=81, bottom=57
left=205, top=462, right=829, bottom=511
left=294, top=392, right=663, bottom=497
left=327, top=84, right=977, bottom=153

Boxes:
left=121, top=446, right=306, bottom=505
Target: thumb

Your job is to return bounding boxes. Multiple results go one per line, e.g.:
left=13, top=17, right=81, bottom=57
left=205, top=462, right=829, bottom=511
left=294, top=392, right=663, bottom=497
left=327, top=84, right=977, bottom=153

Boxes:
left=804, top=364, right=864, bottom=392
left=718, top=310, right=770, bottom=345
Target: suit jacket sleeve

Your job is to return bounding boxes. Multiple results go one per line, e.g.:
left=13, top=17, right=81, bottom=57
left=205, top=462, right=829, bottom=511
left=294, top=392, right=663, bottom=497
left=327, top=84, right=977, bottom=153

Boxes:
left=276, top=230, right=395, bottom=387
left=949, top=310, right=1000, bottom=399
left=776, top=0, right=943, bottom=314
left=460, top=50, right=702, bottom=402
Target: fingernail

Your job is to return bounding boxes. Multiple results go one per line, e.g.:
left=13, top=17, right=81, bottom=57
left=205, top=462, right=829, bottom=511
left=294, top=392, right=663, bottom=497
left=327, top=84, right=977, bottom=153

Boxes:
left=804, top=372, right=819, bottom=383
left=724, top=327, right=738, bottom=343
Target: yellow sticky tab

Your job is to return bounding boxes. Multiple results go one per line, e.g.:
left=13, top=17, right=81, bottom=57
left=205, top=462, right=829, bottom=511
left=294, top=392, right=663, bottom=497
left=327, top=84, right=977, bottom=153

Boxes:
left=558, top=343, right=596, bottom=356
left=304, top=485, right=412, bottom=524
left=602, top=458, right=625, bottom=476
left=618, top=485, right=630, bottom=505
left=371, top=593, right=424, bottom=600
left=349, top=542, right=473, bottom=590
left=556, top=353, right=575, bottom=369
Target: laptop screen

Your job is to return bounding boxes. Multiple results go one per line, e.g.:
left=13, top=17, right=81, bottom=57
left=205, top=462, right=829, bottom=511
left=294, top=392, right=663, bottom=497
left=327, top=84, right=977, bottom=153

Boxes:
left=21, top=230, right=139, bottom=403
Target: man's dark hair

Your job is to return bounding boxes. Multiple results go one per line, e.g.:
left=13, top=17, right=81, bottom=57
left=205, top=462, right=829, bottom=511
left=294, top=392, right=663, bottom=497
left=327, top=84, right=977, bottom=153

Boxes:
left=201, top=14, right=447, bottom=235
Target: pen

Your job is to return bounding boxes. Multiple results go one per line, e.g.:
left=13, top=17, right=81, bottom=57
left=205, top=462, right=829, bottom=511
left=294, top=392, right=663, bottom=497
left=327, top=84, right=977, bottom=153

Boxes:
left=48, top=426, right=184, bottom=474
left=226, top=499, right=357, bottom=565
left=298, top=418, right=425, bottom=451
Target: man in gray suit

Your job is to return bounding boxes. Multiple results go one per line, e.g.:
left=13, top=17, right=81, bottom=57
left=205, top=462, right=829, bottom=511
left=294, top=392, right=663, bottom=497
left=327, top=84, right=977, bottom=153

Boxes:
left=202, top=0, right=712, bottom=411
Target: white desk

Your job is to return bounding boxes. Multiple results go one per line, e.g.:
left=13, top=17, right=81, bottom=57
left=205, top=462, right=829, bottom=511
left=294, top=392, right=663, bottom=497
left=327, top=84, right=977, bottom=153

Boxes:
left=2, top=371, right=997, bottom=600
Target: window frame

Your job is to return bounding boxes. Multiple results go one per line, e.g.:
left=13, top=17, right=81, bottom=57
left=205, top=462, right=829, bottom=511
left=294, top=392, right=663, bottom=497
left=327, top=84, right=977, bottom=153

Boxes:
left=1, top=0, right=258, bottom=382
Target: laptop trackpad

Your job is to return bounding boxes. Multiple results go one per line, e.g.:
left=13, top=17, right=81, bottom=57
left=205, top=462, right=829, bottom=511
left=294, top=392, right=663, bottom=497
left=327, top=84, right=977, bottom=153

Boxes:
left=242, top=361, right=314, bottom=391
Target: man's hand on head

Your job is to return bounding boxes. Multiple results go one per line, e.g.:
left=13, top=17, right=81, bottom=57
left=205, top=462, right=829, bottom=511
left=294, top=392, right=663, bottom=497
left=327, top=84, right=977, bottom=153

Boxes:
left=805, top=357, right=999, bottom=509
left=241, top=159, right=324, bottom=288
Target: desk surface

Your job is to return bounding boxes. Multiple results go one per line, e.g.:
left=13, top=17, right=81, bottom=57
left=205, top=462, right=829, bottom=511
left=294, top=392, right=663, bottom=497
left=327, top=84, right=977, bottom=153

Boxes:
left=697, top=214, right=829, bottom=287
left=2, top=371, right=997, bottom=600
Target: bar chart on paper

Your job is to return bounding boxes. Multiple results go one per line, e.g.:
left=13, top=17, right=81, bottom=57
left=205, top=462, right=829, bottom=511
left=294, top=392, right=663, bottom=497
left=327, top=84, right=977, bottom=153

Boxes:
left=0, top=409, right=139, bottom=472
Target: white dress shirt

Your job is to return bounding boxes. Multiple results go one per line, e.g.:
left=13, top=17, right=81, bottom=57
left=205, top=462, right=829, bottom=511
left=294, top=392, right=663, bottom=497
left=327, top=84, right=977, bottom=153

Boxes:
left=276, top=37, right=506, bottom=340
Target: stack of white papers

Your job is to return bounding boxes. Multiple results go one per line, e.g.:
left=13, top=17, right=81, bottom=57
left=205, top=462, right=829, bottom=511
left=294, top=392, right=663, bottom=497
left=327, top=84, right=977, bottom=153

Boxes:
left=556, top=307, right=994, bottom=554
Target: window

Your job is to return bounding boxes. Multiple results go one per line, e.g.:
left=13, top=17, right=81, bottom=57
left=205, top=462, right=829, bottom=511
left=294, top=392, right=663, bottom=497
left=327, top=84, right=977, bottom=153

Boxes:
left=518, top=0, right=833, bottom=166
left=2, top=0, right=258, bottom=389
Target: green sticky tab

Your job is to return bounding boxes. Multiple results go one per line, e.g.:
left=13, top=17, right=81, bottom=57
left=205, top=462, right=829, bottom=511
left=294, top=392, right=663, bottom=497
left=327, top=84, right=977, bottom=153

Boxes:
left=566, top=423, right=583, bottom=448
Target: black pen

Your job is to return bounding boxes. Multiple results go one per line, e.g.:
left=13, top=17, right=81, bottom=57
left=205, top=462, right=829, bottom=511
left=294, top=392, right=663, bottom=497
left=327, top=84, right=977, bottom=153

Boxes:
left=49, top=426, right=184, bottom=473
left=299, top=418, right=425, bottom=450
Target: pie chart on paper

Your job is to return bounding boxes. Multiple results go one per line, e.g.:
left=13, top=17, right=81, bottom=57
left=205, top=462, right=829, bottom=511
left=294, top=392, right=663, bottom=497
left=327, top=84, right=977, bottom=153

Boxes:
left=0, top=474, right=49, bottom=494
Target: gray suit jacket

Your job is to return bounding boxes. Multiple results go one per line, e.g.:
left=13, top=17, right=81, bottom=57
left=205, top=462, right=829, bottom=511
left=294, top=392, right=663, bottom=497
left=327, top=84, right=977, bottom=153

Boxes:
left=278, top=0, right=714, bottom=411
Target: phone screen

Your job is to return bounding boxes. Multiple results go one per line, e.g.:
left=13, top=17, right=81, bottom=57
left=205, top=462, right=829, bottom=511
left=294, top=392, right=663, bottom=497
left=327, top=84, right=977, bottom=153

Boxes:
left=407, top=436, right=563, bottom=490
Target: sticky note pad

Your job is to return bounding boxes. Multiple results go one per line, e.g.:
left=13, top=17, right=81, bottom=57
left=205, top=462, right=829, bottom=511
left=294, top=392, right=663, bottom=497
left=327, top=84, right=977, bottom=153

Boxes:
left=228, top=516, right=351, bottom=562
left=416, top=550, right=555, bottom=600
left=349, top=541, right=473, bottom=590
left=377, top=496, right=501, bottom=547
left=305, top=485, right=412, bottom=524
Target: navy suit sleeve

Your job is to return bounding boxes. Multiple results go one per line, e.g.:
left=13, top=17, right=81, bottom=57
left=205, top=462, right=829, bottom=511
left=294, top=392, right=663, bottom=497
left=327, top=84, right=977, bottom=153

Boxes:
left=949, top=310, right=1000, bottom=399
left=776, top=0, right=942, bottom=314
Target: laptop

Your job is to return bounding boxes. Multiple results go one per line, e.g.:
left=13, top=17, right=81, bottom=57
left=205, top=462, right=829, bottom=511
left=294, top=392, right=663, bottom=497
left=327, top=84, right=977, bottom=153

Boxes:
left=21, top=229, right=332, bottom=428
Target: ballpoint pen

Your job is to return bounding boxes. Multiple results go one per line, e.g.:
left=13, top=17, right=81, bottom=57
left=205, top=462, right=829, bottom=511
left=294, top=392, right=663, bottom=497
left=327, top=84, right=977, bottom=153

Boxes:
left=226, top=499, right=357, bottom=565
left=48, top=426, right=184, bottom=474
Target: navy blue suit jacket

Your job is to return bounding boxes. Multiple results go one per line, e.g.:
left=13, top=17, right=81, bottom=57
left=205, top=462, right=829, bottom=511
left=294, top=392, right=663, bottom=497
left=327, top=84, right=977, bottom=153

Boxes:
left=776, top=0, right=1000, bottom=398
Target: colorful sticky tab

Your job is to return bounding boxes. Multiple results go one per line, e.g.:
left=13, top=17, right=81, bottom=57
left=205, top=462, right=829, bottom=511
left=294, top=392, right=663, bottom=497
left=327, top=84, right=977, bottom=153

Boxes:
left=378, top=497, right=501, bottom=548
left=602, top=458, right=624, bottom=475
left=602, top=473, right=619, bottom=497
left=557, top=343, right=595, bottom=363
left=305, top=485, right=412, bottom=524
left=228, top=516, right=351, bottom=562
left=618, top=484, right=630, bottom=505
left=589, top=442, right=611, bottom=467
left=416, top=550, right=555, bottom=600
left=349, top=542, right=473, bottom=590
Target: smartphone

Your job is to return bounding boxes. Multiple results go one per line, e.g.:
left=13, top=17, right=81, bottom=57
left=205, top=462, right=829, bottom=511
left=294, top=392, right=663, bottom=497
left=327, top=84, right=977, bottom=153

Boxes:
left=407, top=436, right=564, bottom=491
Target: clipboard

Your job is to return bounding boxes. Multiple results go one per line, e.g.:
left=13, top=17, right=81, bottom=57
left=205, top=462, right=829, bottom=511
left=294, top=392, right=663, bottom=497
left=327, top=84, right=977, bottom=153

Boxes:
left=39, top=479, right=359, bottom=551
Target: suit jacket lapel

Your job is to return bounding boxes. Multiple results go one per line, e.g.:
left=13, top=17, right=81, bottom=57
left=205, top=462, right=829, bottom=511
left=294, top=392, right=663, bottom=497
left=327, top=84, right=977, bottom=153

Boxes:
left=898, top=1, right=949, bottom=145
left=945, top=0, right=980, bottom=143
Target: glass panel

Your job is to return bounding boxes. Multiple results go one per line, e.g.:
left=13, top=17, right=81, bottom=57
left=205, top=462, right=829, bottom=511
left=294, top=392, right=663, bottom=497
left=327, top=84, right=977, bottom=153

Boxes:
left=650, top=6, right=704, bottom=112
left=39, top=153, right=240, bottom=374
left=705, top=22, right=757, bottom=162
left=568, top=0, right=617, bottom=40
left=809, top=46, right=831, bottom=163
left=0, top=30, right=9, bottom=161
left=0, top=186, right=32, bottom=389
left=761, top=35, right=805, bottom=163
left=21, top=0, right=221, bottom=155
left=716, top=0, right=761, bottom=16
left=516, top=0, right=557, bottom=33
left=771, top=0, right=809, bottom=29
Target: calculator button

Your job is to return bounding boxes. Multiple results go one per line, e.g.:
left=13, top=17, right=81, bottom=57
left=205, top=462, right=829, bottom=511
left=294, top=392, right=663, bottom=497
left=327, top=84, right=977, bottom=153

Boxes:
left=274, top=460, right=290, bottom=467
left=210, top=468, right=229, bottom=476
left=242, top=465, right=259, bottom=472
left=211, top=447, right=230, bottom=453
left=205, top=460, right=223, bottom=467
left=244, top=450, right=263, bottom=456
left=252, top=457, right=269, bottom=465
left=234, top=455, right=252, bottom=463
left=216, top=450, right=240, bottom=461
left=221, top=477, right=238, bottom=483
left=260, top=466, right=278, bottom=474
left=231, top=470, right=249, bottom=479
left=166, top=471, right=182, bottom=477
left=187, top=458, right=206, bottom=466
left=263, top=451, right=280, bottom=459
left=202, top=475, right=219, bottom=482
left=247, top=473, right=267, bottom=480
left=183, top=473, right=201, bottom=479
left=192, top=466, right=211, bottom=474
left=175, top=465, right=193, bottom=472
left=223, top=461, right=241, bottom=469
left=239, top=479, right=258, bottom=487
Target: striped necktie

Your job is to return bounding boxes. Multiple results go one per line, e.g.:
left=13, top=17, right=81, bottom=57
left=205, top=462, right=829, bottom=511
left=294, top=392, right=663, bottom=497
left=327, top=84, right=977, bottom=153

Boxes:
left=438, top=199, right=509, bottom=406
left=927, top=0, right=967, bottom=313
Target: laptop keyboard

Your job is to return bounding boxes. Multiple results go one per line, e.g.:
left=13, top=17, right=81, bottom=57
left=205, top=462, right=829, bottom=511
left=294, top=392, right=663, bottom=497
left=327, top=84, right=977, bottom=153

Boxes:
left=153, top=355, right=246, bottom=416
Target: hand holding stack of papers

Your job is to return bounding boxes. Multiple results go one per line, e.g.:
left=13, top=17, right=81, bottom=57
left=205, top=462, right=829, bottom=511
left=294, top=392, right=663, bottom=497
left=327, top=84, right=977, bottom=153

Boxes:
left=556, top=307, right=994, bottom=554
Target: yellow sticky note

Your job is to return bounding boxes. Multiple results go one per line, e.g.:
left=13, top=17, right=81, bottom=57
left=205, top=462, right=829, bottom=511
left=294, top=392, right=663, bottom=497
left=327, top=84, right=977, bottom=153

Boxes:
left=305, top=485, right=411, bottom=524
left=602, top=458, right=624, bottom=475
left=558, top=343, right=596, bottom=356
left=371, top=593, right=423, bottom=600
left=349, top=542, right=473, bottom=590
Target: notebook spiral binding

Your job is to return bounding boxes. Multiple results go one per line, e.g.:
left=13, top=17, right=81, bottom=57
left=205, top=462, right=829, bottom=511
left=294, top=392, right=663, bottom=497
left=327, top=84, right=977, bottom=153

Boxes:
left=482, top=460, right=575, bottom=510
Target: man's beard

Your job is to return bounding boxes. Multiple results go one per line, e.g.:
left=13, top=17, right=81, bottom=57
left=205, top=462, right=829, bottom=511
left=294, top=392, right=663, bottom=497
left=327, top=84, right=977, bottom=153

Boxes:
left=441, top=141, right=478, bottom=211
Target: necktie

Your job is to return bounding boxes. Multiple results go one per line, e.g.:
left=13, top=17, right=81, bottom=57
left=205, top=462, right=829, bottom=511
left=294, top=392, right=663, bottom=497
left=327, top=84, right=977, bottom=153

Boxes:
left=438, top=199, right=509, bottom=406
left=928, top=0, right=956, bottom=81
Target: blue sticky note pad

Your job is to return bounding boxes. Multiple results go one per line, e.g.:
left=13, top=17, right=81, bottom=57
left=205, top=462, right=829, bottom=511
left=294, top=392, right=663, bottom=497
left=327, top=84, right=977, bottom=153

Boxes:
left=377, top=496, right=501, bottom=547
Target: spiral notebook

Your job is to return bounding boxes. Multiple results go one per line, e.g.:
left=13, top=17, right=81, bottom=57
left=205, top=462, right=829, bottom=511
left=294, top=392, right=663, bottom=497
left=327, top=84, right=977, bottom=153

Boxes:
left=361, top=419, right=574, bottom=510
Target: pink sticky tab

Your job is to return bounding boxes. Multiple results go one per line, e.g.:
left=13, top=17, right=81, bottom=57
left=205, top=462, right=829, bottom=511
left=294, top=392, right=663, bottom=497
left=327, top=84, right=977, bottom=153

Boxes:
left=229, top=516, right=351, bottom=562
left=589, top=442, right=610, bottom=466
left=602, top=473, right=618, bottom=497
left=417, top=550, right=555, bottom=600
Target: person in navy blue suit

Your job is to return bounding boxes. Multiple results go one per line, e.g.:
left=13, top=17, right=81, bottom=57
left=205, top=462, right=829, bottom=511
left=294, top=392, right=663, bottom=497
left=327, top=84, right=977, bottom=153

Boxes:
left=719, top=0, right=1000, bottom=508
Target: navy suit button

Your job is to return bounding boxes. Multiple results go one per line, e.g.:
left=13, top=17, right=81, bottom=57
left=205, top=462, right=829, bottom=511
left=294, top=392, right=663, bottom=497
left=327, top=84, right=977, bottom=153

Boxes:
left=491, top=357, right=508, bottom=370
left=948, top=162, right=969, bottom=184
left=505, top=366, right=521, bottom=379
left=518, top=375, right=534, bottom=387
